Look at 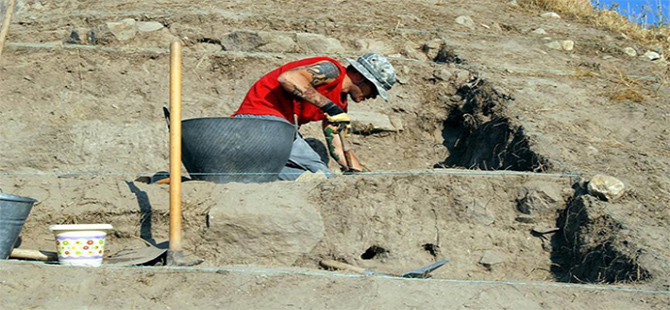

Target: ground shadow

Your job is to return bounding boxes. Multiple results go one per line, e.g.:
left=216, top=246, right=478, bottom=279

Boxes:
left=125, top=181, right=157, bottom=246
left=305, top=137, right=330, bottom=167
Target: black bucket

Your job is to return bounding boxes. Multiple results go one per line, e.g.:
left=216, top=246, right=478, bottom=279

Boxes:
left=181, top=117, right=295, bottom=183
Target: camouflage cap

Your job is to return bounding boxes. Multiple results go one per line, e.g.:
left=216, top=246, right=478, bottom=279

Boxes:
left=346, top=53, right=396, bottom=101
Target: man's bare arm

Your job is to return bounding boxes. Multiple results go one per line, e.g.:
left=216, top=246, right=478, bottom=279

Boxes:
left=277, top=61, right=340, bottom=108
left=322, top=122, right=349, bottom=170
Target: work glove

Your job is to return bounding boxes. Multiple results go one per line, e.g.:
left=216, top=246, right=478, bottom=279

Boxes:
left=321, top=102, right=350, bottom=134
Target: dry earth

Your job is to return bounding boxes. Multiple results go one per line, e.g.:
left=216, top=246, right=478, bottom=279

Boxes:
left=1, top=0, right=669, bottom=308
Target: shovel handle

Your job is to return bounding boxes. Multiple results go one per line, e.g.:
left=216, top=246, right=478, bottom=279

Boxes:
left=168, top=41, right=183, bottom=253
left=9, top=249, right=58, bottom=261
left=320, top=259, right=369, bottom=275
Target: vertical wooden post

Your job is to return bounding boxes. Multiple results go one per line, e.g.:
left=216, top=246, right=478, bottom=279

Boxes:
left=0, top=0, right=17, bottom=58
left=168, top=41, right=183, bottom=261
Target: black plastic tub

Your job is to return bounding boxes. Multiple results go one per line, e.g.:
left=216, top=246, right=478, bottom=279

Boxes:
left=181, top=117, right=295, bottom=183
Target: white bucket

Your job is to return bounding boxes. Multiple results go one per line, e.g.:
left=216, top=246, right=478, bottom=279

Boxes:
left=49, top=224, right=113, bottom=267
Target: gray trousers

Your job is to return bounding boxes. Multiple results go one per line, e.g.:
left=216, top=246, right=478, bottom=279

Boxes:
left=234, top=114, right=331, bottom=181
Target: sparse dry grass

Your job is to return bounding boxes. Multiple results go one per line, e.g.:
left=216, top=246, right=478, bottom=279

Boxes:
left=519, top=0, right=670, bottom=51
left=609, top=87, right=645, bottom=102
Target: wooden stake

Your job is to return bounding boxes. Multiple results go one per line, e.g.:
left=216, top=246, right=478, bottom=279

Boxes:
left=0, top=0, right=17, bottom=58
left=168, top=41, right=183, bottom=255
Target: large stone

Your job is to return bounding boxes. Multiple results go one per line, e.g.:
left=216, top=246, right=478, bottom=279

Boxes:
left=400, top=41, right=427, bottom=60
left=531, top=28, right=547, bottom=35
left=454, top=197, right=495, bottom=226
left=296, top=170, right=328, bottom=182
left=205, top=183, right=325, bottom=265
left=541, top=12, right=561, bottom=19
left=455, top=16, right=476, bottom=30
left=349, top=111, right=400, bottom=134
left=421, top=39, right=445, bottom=60
left=560, top=40, right=575, bottom=51
left=432, top=68, right=453, bottom=81
left=623, top=47, right=637, bottom=57
left=137, top=21, right=164, bottom=32
left=221, top=30, right=298, bottom=52
left=516, top=181, right=563, bottom=215
left=354, top=39, right=393, bottom=54
left=104, top=18, right=137, bottom=41
left=587, top=174, right=626, bottom=201
left=296, top=33, right=344, bottom=53
left=643, top=51, right=661, bottom=61
left=545, top=41, right=562, bottom=50
left=479, top=251, right=508, bottom=270
left=453, top=69, right=471, bottom=85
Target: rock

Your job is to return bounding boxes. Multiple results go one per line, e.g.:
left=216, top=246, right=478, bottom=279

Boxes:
left=531, top=28, right=547, bottom=35
left=221, top=30, right=298, bottom=52
left=296, top=170, right=328, bottom=182
left=545, top=41, right=562, bottom=50
left=389, top=116, right=404, bottom=131
left=516, top=181, right=562, bottom=215
left=643, top=51, right=661, bottom=61
left=104, top=18, right=137, bottom=41
left=421, top=39, right=445, bottom=60
left=64, top=30, right=82, bottom=44
left=586, top=145, right=599, bottom=155
left=587, top=174, right=626, bottom=201
left=454, top=197, right=494, bottom=226
left=296, top=33, right=344, bottom=53
left=400, top=41, right=427, bottom=60
left=349, top=111, right=399, bottom=133
left=455, top=16, right=476, bottom=30
left=623, top=47, right=637, bottom=57
left=354, top=39, right=393, bottom=54
left=453, top=69, right=471, bottom=86
left=507, top=0, right=519, bottom=7
left=541, top=12, right=561, bottom=19
left=491, top=23, right=503, bottom=33
left=136, top=21, right=164, bottom=32
left=432, top=68, right=452, bottom=81
left=206, top=184, right=325, bottom=265
left=479, top=251, right=508, bottom=269
left=560, top=40, right=574, bottom=51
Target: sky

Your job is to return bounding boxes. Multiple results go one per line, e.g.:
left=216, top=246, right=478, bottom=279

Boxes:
left=593, top=0, right=670, bottom=25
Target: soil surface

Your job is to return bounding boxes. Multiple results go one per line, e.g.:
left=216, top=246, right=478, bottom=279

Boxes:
left=1, top=0, right=669, bottom=308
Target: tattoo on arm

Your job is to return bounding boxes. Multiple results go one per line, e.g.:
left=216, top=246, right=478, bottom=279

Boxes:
left=280, top=61, right=339, bottom=108
left=324, top=127, right=341, bottom=162
left=306, top=62, right=340, bottom=85
left=290, top=85, right=332, bottom=108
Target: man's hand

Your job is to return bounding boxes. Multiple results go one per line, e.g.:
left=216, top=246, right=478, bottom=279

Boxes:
left=341, top=150, right=370, bottom=174
left=321, top=102, right=350, bottom=134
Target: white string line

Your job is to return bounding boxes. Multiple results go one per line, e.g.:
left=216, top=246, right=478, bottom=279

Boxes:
left=0, top=169, right=580, bottom=179
left=4, top=42, right=660, bottom=81
left=8, top=261, right=667, bottom=295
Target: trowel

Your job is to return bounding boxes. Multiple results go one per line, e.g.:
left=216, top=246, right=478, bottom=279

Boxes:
left=320, top=259, right=449, bottom=279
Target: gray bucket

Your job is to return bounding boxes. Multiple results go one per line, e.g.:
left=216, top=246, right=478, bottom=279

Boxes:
left=181, top=117, right=296, bottom=183
left=0, top=193, right=37, bottom=259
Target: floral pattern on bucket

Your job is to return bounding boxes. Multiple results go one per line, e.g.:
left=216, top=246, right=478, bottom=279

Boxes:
left=55, top=237, right=106, bottom=259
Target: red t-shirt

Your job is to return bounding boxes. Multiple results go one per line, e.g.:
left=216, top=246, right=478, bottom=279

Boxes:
left=233, top=57, right=347, bottom=126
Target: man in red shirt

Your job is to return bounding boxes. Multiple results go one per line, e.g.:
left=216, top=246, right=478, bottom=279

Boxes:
left=233, top=53, right=397, bottom=180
